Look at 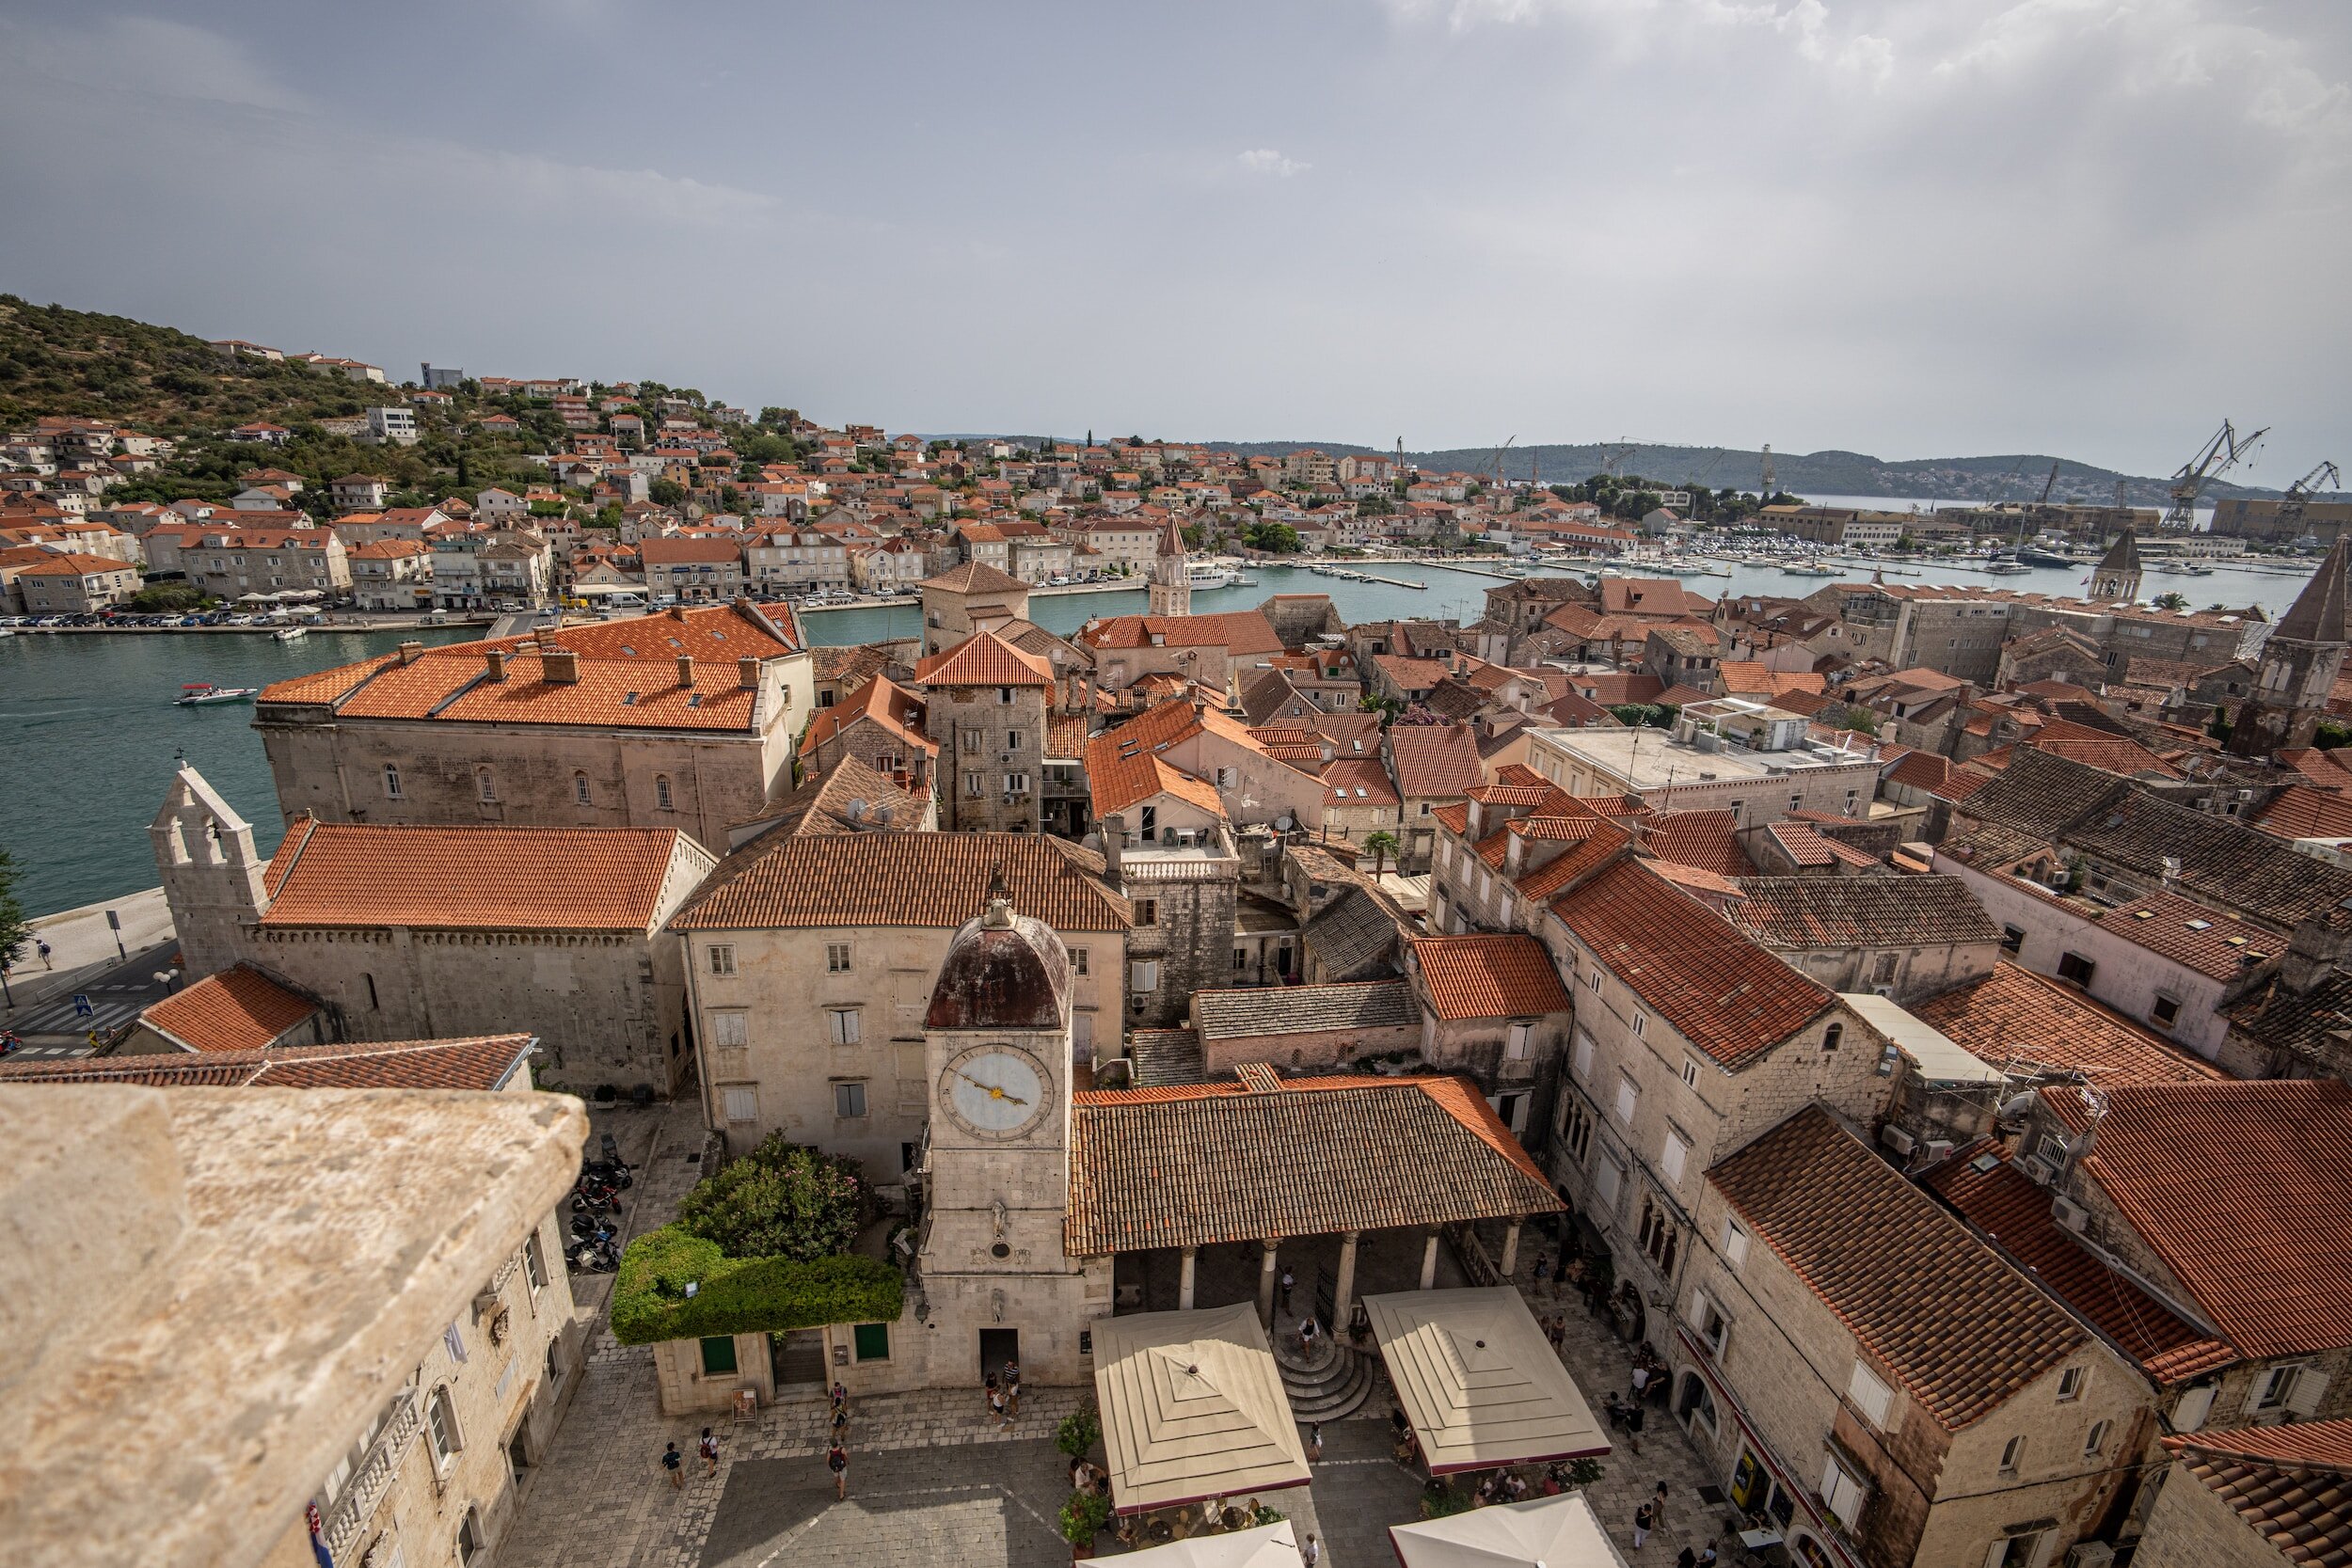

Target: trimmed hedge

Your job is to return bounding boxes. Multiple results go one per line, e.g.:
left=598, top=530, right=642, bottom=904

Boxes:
left=609, top=1224, right=904, bottom=1347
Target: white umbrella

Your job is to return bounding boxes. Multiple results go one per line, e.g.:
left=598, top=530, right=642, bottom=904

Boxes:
left=1119, top=1520, right=1300, bottom=1567
left=1391, top=1492, right=1631, bottom=1568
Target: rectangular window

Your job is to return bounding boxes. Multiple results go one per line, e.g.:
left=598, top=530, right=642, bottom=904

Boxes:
left=1848, top=1362, right=1895, bottom=1427
left=827, top=1009, right=862, bottom=1045
left=1681, top=1057, right=1699, bottom=1087
left=722, top=1087, right=757, bottom=1123
left=965, top=771, right=983, bottom=796
left=1872, top=952, right=1899, bottom=985
left=2058, top=951, right=2096, bottom=987
left=1573, top=1029, right=1595, bottom=1082
left=1135, top=898, right=1158, bottom=927
left=961, top=730, right=980, bottom=754
left=2000, top=926, right=2026, bottom=955
left=852, top=1323, right=891, bottom=1362
left=524, top=1232, right=548, bottom=1291
left=1614, top=1074, right=1639, bottom=1124
left=709, top=1011, right=748, bottom=1049
left=1003, top=772, right=1030, bottom=794
left=383, top=764, right=404, bottom=800
left=1722, top=1218, right=1750, bottom=1269
left=707, top=944, right=737, bottom=976
left=1006, top=730, right=1024, bottom=750
left=1820, top=1451, right=1868, bottom=1530
left=834, top=1081, right=867, bottom=1117
left=1660, top=1131, right=1690, bottom=1185
left=826, top=942, right=852, bottom=974
left=1235, top=947, right=1249, bottom=970
left=1632, top=1012, right=1646, bottom=1037
left=699, top=1336, right=738, bottom=1375
left=1506, top=1022, right=1532, bottom=1060
left=2057, top=1367, right=2085, bottom=1402
left=1071, top=946, right=1089, bottom=975
left=2150, top=994, right=2181, bottom=1028
left=1131, top=958, right=1161, bottom=993
left=1691, top=1289, right=1730, bottom=1357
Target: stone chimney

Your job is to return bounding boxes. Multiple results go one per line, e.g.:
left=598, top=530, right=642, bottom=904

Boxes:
left=1102, top=814, right=1125, bottom=883
left=2281, top=915, right=2346, bottom=994
left=676, top=655, right=694, bottom=689
left=669, top=604, right=687, bottom=621
left=542, top=649, right=580, bottom=684
left=739, top=655, right=759, bottom=690
left=484, top=647, right=506, bottom=682
left=397, top=640, right=423, bottom=666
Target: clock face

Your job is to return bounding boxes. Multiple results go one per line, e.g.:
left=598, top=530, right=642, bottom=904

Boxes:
left=942, top=1045, right=1048, bottom=1138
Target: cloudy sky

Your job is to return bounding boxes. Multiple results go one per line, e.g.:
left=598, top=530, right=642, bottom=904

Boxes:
left=1, top=1, right=2344, bottom=478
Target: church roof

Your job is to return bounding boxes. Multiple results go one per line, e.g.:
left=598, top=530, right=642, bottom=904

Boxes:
left=2096, top=529, right=2141, bottom=575
left=925, top=895, right=1071, bottom=1030
left=2272, top=536, right=2350, bottom=644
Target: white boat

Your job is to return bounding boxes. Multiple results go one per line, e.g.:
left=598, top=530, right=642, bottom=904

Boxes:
left=175, top=683, right=261, bottom=706
left=1187, top=562, right=1242, bottom=591
left=272, top=625, right=307, bottom=642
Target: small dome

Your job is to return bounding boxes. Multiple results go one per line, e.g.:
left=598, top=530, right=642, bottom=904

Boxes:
left=926, top=881, right=1071, bottom=1030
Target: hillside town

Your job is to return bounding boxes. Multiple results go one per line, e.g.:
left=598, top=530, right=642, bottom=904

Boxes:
left=8, top=360, right=2352, bottom=1568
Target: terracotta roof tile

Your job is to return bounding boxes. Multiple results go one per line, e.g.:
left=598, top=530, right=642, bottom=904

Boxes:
left=1640, top=810, right=1756, bottom=877
left=673, top=831, right=1128, bottom=931
left=1067, top=1074, right=1563, bottom=1254
left=1193, top=980, right=1418, bottom=1041
left=1386, top=722, right=1484, bottom=799
left=1928, top=1142, right=2232, bottom=1384
left=1552, top=860, right=1829, bottom=1069
left=0, top=1034, right=534, bottom=1090
left=1078, top=611, right=1285, bottom=656
left=2247, top=785, right=2352, bottom=844
left=1727, top=876, right=2000, bottom=950
left=261, top=821, right=689, bottom=930
left=2070, top=1080, right=2352, bottom=1358
left=912, top=629, right=1054, bottom=687
left=1910, top=961, right=2225, bottom=1086
left=137, top=964, right=320, bottom=1053
left=1409, top=935, right=1572, bottom=1020
left=920, top=561, right=1030, bottom=594
left=1713, top=1107, right=2088, bottom=1430
left=2163, top=1418, right=2352, bottom=1568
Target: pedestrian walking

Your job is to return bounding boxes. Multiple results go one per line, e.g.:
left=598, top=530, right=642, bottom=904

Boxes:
left=1651, top=1481, right=1671, bottom=1529
left=1004, top=1362, right=1023, bottom=1418
left=661, top=1441, right=684, bottom=1490
left=1625, top=1399, right=1645, bottom=1455
left=827, top=1442, right=849, bottom=1499
left=1300, top=1533, right=1321, bottom=1567
left=1279, top=1266, right=1295, bottom=1311
left=37, top=940, right=52, bottom=970
left=982, top=1370, right=998, bottom=1416
left=1308, top=1421, right=1324, bottom=1463
left=1678, top=1548, right=1698, bottom=1568
left=1534, top=1253, right=1552, bottom=1287
left=698, top=1427, right=719, bottom=1477
left=988, top=1386, right=1009, bottom=1429
left=1632, top=1501, right=1655, bottom=1549
left=830, top=1402, right=850, bottom=1441
left=1629, top=1361, right=1651, bottom=1402
left=1298, top=1314, right=1320, bottom=1355
left=830, top=1380, right=848, bottom=1416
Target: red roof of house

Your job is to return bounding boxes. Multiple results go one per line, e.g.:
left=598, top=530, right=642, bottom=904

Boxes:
left=262, top=821, right=688, bottom=931
left=912, top=629, right=1053, bottom=687
left=1552, top=860, right=1829, bottom=1068
left=1640, top=810, right=1756, bottom=877
left=0, top=1034, right=533, bottom=1090
left=1385, top=722, right=1485, bottom=800
left=1912, top=962, right=2226, bottom=1087
left=137, top=964, right=319, bottom=1053
left=1409, top=934, right=1573, bottom=1021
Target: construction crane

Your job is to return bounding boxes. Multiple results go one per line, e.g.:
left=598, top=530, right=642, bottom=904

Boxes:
left=2274, top=460, right=2344, bottom=541
left=1487, top=436, right=1517, bottom=492
left=2161, top=420, right=2267, bottom=531
left=2037, top=461, right=2061, bottom=506
left=1599, top=439, right=1639, bottom=480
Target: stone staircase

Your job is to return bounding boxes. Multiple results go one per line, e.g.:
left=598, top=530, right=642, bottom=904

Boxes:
left=1271, top=1317, right=1377, bottom=1419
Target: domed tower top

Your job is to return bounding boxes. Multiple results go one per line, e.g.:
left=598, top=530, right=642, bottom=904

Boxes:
left=924, top=871, right=1072, bottom=1030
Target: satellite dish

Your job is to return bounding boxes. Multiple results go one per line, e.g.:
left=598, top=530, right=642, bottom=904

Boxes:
left=846, top=798, right=867, bottom=823
left=1275, top=816, right=1295, bottom=832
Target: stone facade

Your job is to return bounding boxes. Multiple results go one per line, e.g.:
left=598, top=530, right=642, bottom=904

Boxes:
left=2132, top=1454, right=2294, bottom=1568
left=1102, top=822, right=1241, bottom=1032
left=930, top=680, right=1049, bottom=833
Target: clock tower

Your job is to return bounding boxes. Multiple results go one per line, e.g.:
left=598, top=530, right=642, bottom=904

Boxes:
left=914, top=878, right=1108, bottom=1385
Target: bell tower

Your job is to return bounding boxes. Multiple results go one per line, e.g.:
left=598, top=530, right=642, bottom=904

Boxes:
left=2089, top=529, right=2141, bottom=603
left=1148, top=519, right=1191, bottom=617
left=914, top=877, right=1106, bottom=1384
left=2230, top=537, right=2351, bottom=757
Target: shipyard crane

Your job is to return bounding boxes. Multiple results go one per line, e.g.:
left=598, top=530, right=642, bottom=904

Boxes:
left=2038, top=461, right=2061, bottom=505
left=1599, top=439, right=1639, bottom=479
left=2274, top=459, right=2344, bottom=540
left=1487, top=436, right=1517, bottom=492
left=2161, top=420, right=2267, bottom=531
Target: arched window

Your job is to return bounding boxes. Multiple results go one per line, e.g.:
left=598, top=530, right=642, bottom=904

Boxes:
left=426, top=1384, right=462, bottom=1464
left=476, top=766, right=497, bottom=803
left=1823, top=1022, right=1843, bottom=1053
left=573, top=771, right=592, bottom=806
left=1677, top=1371, right=1719, bottom=1434
left=383, top=764, right=403, bottom=800
left=654, top=774, right=675, bottom=810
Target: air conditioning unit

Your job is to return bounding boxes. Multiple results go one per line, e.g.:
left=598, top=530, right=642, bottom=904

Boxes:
left=2067, top=1542, right=2115, bottom=1568
left=2052, top=1196, right=2090, bottom=1232
left=1924, top=1139, right=1954, bottom=1162
left=1881, top=1125, right=1916, bottom=1156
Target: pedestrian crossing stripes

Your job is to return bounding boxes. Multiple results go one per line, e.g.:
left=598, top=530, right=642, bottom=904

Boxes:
left=12, top=997, right=141, bottom=1037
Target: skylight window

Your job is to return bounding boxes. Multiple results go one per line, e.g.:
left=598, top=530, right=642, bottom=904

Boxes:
left=2185, top=919, right=2212, bottom=930
left=622, top=691, right=639, bottom=705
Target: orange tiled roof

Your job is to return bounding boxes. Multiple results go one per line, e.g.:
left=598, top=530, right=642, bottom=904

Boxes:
left=1553, top=860, right=1828, bottom=1069
left=333, top=646, right=763, bottom=731
left=0, top=1034, right=534, bottom=1091
left=912, top=629, right=1053, bottom=687
left=1713, top=1107, right=2088, bottom=1430
left=2066, top=1080, right=2352, bottom=1359
left=1410, top=934, right=1573, bottom=1020
left=802, top=674, right=932, bottom=756
left=1641, top=809, right=1756, bottom=877
left=2161, top=1419, right=2352, bottom=1568
left=919, top=561, right=1030, bottom=594
left=1077, top=611, right=1284, bottom=656
left=674, top=831, right=1128, bottom=931
left=1912, top=962, right=2225, bottom=1087
left=262, top=821, right=688, bottom=930
left=137, top=964, right=319, bottom=1053
left=1087, top=721, right=1226, bottom=820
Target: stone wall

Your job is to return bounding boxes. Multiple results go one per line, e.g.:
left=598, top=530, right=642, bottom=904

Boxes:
left=2132, top=1459, right=2288, bottom=1568
left=931, top=686, right=1047, bottom=832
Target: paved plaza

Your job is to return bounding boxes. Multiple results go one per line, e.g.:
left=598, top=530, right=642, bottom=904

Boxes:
left=504, top=1104, right=1727, bottom=1568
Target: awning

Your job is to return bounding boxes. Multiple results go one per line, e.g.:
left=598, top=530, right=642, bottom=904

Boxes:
left=1365, top=1287, right=1611, bottom=1475
left=1390, top=1491, right=1631, bottom=1568
left=1091, top=1303, right=1311, bottom=1514
left=1116, top=1521, right=1300, bottom=1566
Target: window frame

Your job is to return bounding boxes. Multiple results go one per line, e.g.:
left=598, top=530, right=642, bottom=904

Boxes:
left=825, top=942, right=853, bottom=974
left=833, top=1080, right=868, bottom=1118
left=425, top=1384, right=462, bottom=1466
left=826, top=1008, right=862, bottom=1046
left=707, top=943, right=737, bottom=976
left=1847, top=1362, right=1895, bottom=1428
left=721, top=1085, right=758, bottom=1124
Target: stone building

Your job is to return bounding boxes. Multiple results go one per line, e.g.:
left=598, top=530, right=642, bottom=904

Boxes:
left=668, top=831, right=1131, bottom=1180
left=2136, top=1421, right=2352, bottom=1568
left=251, top=602, right=815, bottom=856
left=151, top=763, right=710, bottom=1096
left=1092, top=809, right=1241, bottom=1031
left=1405, top=932, right=1575, bottom=1139
left=913, top=630, right=1055, bottom=832
left=1721, top=876, right=2002, bottom=1004
left=2227, top=537, right=2348, bottom=758
left=916, top=560, right=1032, bottom=656
left=798, top=673, right=935, bottom=797
left=0, top=1048, right=583, bottom=1568
left=1672, top=1106, right=2148, bottom=1568
left=1146, top=516, right=1191, bottom=616
left=2090, top=529, right=2143, bottom=603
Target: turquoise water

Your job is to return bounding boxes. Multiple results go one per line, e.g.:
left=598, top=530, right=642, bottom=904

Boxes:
left=2, top=554, right=2312, bottom=916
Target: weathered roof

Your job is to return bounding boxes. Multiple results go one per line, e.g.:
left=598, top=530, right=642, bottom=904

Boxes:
left=1193, top=980, right=1418, bottom=1041
left=1725, top=876, right=2000, bottom=950
left=1553, top=861, right=1829, bottom=1069
left=1128, top=1028, right=1206, bottom=1086
left=1409, top=935, right=1573, bottom=1021
left=1386, top=722, right=1485, bottom=799
left=912, top=629, right=1054, bottom=687
left=0, top=1034, right=535, bottom=1091
left=1711, top=1107, right=2088, bottom=1430
left=1912, top=962, right=2226, bottom=1086
left=262, top=822, right=690, bottom=931
left=2272, top=535, right=2350, bottom=644
left=925, top=902, right=1070, bottom=1030
left=1068, top=1074, right=1563, bottom=1255
left=1927, top=1142, right=2233, bottom=1385
left=136, top=965, right=320, bottom=1053
left=2161, top=1419, right=2352, bottom=1568
left=673, top=830, right=1129, bottom=931
left=919, top=561, right=1029, bottom=595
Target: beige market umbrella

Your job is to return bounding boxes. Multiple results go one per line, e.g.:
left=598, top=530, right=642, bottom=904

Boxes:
left=1091, top=1302, right=1311, bottom=1513
left=1119, top=1520, right=1301, bottom=1567
left=1391, top=1491, right=1630, bottom=1568
left=1364, top=1287, right=1610, bottom=1475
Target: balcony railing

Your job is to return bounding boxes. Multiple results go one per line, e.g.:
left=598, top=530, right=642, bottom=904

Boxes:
left=320, top=1387, right=422, bottom=1558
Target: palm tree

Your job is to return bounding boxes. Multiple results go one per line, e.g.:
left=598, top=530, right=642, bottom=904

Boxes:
left=1364, top=831, right=1400, bottom=879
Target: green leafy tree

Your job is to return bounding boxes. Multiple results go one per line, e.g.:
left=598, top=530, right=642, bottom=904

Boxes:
left=0, top=847, right=30, bottom=976
left=674, top=1133, right=864, bottom=1261
left=1056, top=1408, right=1103, bottom=1460
left=648, top=478, right=687, bottom=507
left=1057, top=1490, right=1112, bottom=1546
left=1363, top=830, right=1401, bottom=878
left=1242, top=521, right=1302, bottom=553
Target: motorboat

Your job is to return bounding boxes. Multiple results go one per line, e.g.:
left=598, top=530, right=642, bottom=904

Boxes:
left=272, top=625, right=307, bottom=642
left=174, top=683, right=261, bottom=705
